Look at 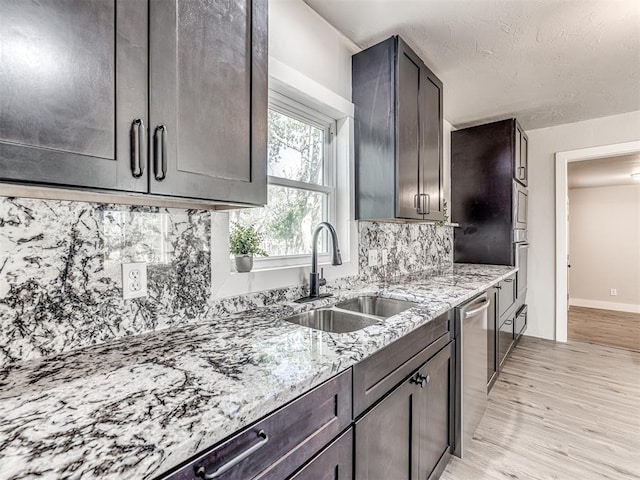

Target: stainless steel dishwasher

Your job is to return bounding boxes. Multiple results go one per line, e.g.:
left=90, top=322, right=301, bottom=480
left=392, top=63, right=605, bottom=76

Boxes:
left=454, top=292, right=491, bottom=458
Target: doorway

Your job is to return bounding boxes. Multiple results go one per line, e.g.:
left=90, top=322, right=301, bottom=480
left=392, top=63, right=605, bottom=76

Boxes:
left=555, top=140, right=640, bottom=344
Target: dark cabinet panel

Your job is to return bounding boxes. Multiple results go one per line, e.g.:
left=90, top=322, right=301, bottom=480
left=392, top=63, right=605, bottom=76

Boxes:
left=487, top=287, right=499, bottom=389
left=516, top=127, right=528, bottom=186
left=162, top=369, right=351, bottom=480
left=515, top=305, right=527, bottom=339
left=420, top=71, right=444, bottom=221
left=355, top=371, right=418, bottom=480
left=498, top=315, right=515, bottom=369
left=0, top=0, right=148, bottom=192
left=290, top=429, right=353, bottom=480
left=417, top=344, right=452, bottom=479
left=396, top=44, right=422, bottom=220
left=355, top=342, right=453, bottom=480
left=353, top=36, right=444, bottom=221
left=497, top=274, right=516, bottom=318
left=149, top=0, right=267, bottom=204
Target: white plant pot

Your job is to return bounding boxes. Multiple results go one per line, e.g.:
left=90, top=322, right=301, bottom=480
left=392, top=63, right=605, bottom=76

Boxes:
left=235, top=255, right=254, bottom=273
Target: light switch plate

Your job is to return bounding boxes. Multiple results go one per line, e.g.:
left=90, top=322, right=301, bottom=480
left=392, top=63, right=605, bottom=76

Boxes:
left=122, top=262, right=147, bottom=300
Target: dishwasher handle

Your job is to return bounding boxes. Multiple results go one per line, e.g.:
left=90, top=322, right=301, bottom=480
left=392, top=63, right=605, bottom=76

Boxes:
left=463, top=298, right=490, bottom=319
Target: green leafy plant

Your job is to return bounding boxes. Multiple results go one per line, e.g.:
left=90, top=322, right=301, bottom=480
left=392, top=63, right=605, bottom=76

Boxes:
left=229, top=223, right=268, bottom=256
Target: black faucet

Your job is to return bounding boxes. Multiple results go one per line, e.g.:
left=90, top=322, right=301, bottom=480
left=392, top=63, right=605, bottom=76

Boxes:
left=296, top=222, right=342, bottom=303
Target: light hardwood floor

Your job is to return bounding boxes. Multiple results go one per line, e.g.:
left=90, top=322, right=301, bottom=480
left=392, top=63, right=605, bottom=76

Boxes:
left=442, top=337, right=640, bottom=480
left=568, top=306, right=640, bottom=352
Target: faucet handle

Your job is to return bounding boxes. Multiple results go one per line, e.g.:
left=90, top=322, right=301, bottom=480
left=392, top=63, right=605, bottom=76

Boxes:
left=319, top=268, right=327, bottom=287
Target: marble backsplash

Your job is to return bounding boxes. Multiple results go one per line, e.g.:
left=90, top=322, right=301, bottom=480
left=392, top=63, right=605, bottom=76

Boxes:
left=359, top=221, right=454, bottom=281
left=0, top=197, right=213, bottom=368
left=0, top=196, right=453, bottom=368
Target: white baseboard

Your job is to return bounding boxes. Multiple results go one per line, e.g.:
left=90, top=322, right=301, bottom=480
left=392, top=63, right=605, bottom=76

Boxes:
left=569, top=298, right=640, bottom=314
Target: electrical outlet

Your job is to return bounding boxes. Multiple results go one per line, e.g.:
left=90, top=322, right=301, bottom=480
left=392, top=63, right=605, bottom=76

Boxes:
left=610, top=288, right=617, bottom=296
left=368, top=249, right=379, bottom=267
left=381, top=249, right=388, bottom=265
left=122, top=263, right=147, bottom=299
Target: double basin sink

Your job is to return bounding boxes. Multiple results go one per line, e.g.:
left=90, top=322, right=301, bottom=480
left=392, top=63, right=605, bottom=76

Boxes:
left=284, top=296, right=417, bottom=333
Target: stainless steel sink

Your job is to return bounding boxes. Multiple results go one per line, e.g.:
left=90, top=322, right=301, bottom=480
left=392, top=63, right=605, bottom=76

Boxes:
left=335, top=296, right=417, bottom=319
left=283, top=308, right=380, bottom=333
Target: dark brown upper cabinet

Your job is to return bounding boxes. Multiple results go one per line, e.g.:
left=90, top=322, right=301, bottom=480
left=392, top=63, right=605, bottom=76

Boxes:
left=0, top=0, right=148, bottom=193
left=0, top=0, right=267, bottom=207
left=149, top=0, right=267, bottom=205
left=353, top=36, right=444, bottom=221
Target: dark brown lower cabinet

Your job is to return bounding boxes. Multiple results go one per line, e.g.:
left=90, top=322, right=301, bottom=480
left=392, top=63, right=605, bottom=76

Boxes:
left=355, top=343, right=453, bottom=480
left=290, top=429, right=353, bottom=480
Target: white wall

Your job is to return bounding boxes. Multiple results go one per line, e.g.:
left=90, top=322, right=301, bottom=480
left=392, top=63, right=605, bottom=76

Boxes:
left=527, top=110, right=640, bottom=339
left=568, top=185, right=640, bottom=311
left=269, top=0, right=357, bottom=100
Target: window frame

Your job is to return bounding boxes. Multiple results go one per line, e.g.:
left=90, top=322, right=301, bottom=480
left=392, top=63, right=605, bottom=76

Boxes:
left=230, top=91, right=338, bottom=270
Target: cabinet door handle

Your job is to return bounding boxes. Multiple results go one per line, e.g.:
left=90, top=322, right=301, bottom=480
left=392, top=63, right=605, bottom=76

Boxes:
left=154, top=125, right=167, bottom=181
left=504, top=319, right=513, bottom=326
left=196, top=430, right=269, bottom=479
left=414, top=193, right=420, bottom=211
left=422, top=193, right=430, bottom=214
left=130, top=119, right=145, bottom=178
left=411, top=373, right=430, bottom=388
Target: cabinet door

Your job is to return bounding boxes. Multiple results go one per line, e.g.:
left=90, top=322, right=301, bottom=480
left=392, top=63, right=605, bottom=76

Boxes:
left=498, top=315, right=515, bottom=368
left=419, top=66, right=444, bottom=221
left=395, top=40, right=422, bottom=220
left=290, top=429, right=353, bottom=480
left=417, top=344, right=452, bottom=479
left=519, top=132, right=528, bottom=186
left=487, top=288, right=498, bottom=389
left=355, top=375, right=419, bottom=480
left=149, top=0, right=267, bottom=205
left=0, top=0, right=148, bottom=192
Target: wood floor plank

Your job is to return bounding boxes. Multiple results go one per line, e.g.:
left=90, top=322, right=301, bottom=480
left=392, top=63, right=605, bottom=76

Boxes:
left=441, top=337, right=640, bottom=480
left=568, top=306, right=640, bottom=351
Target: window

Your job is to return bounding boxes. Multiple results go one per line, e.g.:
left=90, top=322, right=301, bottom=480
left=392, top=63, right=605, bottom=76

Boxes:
left=230, top=93, right=336, bottom=267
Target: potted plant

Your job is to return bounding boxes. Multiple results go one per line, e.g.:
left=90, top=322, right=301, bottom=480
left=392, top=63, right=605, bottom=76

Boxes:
left=229, top=223, right=268, bottom=272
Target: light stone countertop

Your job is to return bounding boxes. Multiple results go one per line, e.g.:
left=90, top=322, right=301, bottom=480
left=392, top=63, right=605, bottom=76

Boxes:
left=0, top=263, right=516, bottom=480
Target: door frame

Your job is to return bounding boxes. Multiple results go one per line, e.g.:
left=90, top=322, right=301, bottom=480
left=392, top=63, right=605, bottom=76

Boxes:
left=554, top=140, right=640, bottom=342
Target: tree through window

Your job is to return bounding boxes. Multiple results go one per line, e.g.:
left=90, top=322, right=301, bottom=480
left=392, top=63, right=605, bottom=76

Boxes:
left=230, top=97, right=336, bottom=261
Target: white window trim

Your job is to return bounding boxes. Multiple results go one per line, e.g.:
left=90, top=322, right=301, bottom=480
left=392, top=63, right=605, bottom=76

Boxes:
left=229, top=91, right=338, bottom=271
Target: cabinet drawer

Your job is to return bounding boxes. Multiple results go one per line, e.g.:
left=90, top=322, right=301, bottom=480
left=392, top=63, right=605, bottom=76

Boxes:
left=498, top=315, right=515, bottom=368
left=353, top=311, right=451, bottom=417
left=515, top=305, right=527, bottom=338
left=498, top=274, right=516, bottom=318
left=290, top=428, right=353, bottom=480
left=163, top=369, right=352, bottom=480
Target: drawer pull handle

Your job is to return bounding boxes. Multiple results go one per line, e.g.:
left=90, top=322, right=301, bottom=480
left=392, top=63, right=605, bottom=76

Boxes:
left=411, top=373, right=430, bottom=388
left=196, top=430, right=269, bottom=479
left=504, top=319, right=513, bottom=326
left=504, top=278, right=513, bottom=283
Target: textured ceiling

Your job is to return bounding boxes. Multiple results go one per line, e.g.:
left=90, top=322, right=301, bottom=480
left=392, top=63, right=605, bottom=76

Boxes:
left=303, top=0, right=640, bottom=130
left=568, top=153, right=640, bottom=188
